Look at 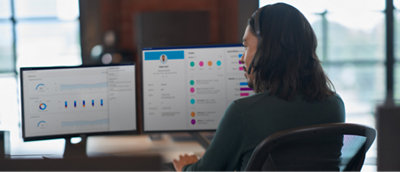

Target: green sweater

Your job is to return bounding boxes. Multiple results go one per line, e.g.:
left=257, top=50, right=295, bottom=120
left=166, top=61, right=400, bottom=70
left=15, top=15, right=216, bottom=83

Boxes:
left=183, top=92, right=345, bottom=171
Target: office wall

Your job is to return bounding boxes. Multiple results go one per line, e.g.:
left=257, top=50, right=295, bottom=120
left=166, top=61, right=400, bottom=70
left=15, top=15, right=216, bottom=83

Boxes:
left=79, top=0, right=258, bottom=132
left=238, top=0, right=258, bottom=41
left=80, top=0, right=258, bottom=65
left=80, top=0, right=102, bottom=65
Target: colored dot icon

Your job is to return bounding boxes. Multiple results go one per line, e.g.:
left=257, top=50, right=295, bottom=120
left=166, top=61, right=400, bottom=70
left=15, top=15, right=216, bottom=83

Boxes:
left=191, top=112, right=196, bottom=117
left=39, top=103, right=47, bottom=110
left=199, top=61, right=204, bottom=67
left=190, top=87, right=195, bottom=93
left=191, top=119, right=196, bottom=125
left=217, top=60, right=222, bottom=66
left=238, top=54, right=243, bottom=58
left=190, top=61, right=195, bottom=67
left=190, top=80, right=195, bottom=85
left=207, top=61, right=213, bottom=66
left=190, top=99, right=196, bottom=104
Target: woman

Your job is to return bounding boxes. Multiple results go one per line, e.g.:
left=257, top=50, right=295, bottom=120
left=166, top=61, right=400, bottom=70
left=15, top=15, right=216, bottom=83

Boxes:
left=173, top=3, right=345, bottom=171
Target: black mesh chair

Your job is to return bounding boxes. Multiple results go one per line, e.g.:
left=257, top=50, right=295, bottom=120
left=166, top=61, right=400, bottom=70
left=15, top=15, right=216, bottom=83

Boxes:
left=245, top=123, right=376, bottom=171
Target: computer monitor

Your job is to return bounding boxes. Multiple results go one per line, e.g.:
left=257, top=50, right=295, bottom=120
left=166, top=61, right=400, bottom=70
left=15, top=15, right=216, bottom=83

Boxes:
left=142, top=44, right=253, bottom=132
left=20, top=64, right=137, bottom=157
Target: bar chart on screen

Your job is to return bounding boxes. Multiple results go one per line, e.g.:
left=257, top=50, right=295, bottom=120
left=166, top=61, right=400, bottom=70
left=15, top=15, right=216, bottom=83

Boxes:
left=22, top=65, right=136, bottom=138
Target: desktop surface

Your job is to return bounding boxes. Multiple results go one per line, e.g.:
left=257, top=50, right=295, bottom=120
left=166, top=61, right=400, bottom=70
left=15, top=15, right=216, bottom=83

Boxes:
left=4, top=134, right=204, bottom=170
left=142, top=44, right=253, bottom=132
left=0, top=154, right=162, bottom=171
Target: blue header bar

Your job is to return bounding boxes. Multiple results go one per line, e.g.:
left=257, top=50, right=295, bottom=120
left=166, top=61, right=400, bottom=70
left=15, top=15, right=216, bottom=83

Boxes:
left=144, top=51, right=184, bottom=61
left=142, top=44, right=243, bottom=51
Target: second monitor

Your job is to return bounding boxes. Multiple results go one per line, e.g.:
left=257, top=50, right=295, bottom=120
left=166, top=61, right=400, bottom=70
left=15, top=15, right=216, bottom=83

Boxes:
left=142, top=44, right=253, bottom=132
left=21, top=64, right=137, bottom=141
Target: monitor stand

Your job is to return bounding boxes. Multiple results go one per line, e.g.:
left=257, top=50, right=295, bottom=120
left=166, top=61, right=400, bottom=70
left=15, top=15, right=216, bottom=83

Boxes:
left=63, top=135, right=88, bottom=158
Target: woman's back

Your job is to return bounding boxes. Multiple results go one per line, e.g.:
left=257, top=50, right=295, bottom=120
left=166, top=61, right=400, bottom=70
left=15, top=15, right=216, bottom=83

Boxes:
left=236, top=93, right=345, bottom=170
left=183, top=93, right=345, bottom=171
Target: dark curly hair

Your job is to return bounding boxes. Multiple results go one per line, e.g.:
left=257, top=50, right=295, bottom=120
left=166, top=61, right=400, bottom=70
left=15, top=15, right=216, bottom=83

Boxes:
left=248, top=3, right=334, bottom=101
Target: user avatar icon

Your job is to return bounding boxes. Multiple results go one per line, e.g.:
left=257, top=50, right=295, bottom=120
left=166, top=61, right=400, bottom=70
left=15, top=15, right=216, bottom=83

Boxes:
left=160, top=54, right=168, bottom=64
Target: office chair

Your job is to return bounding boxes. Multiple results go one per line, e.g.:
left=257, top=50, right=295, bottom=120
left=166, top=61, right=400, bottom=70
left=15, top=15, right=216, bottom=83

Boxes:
left=245, top=123, right=376, bottom=171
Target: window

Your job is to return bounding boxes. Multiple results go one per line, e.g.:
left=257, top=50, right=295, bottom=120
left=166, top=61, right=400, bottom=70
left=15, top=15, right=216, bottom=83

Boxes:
left=259, top=0, right=385, bottom=128
left=15, top=0, right=81, bottom=68
left=0, top=0, right=81, bottom=153
left=259, top=0, right=387, bottom=166
left=395, top=2, right=400, bottom=101
left=0, top=0, right=13, bottom=72
left=0, top=0, right=81, bottom=73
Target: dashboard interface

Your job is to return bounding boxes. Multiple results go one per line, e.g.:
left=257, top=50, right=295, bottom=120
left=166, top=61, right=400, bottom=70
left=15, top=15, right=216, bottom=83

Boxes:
left=21, top=65, right=136, bottom=139
left=142, top=45, right=253, bottom=131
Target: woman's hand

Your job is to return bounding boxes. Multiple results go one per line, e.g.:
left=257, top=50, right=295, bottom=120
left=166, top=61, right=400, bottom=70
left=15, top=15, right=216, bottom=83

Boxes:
left=173, top=154, right=199, bottom=171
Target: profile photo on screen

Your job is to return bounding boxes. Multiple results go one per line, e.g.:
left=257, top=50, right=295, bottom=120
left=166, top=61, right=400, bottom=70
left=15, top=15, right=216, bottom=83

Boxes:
left=160, top=54, right=168, bottom=64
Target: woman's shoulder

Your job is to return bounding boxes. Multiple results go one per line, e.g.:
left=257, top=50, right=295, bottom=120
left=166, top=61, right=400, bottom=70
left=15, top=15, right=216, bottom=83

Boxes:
left=225, top=93, right=265, bottom=116
left=232, top=92, right=345, bottom=110
left=325, top=93, right=345, bottom=106
left=233, top=92, right=272, bottom=105
left=229, top=92, right=283, bottom=113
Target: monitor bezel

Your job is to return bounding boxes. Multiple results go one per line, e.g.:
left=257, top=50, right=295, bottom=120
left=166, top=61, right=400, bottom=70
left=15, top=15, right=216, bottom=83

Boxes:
left=141, top=44, right=243, bottom=133
left=20, top=63, right=138, bottom=141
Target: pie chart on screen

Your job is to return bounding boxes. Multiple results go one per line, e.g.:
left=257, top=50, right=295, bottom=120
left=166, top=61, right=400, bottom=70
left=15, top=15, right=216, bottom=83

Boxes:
left=39, top=103, right=47, bottom=110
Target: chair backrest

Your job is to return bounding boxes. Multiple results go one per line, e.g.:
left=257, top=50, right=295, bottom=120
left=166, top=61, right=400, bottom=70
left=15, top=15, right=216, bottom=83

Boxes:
left=245, top=123, right=376, bottom=171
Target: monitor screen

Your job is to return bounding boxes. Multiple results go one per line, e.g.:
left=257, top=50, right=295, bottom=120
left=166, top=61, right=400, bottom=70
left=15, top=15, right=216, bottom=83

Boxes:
left=142, top=44, right=253, bottom=132
left=20, top=64, right=137, bottom=141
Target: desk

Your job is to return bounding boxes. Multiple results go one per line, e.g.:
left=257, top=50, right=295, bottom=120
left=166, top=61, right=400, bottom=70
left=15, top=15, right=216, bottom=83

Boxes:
left=87, top=134, right=206, bottom=161
left=10, top=133, right=205, bottom=162
left=2, top=133, right=205, bottom=170
left=8, top=133, right=379, bottom=171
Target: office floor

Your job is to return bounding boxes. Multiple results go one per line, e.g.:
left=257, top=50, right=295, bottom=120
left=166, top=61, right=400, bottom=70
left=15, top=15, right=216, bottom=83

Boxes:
left=0, top=75, right=377, bottom=171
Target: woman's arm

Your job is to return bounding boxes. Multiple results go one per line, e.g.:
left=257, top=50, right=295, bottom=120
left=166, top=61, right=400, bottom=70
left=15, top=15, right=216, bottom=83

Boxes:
left=177, top=101, right=245, bottom=171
